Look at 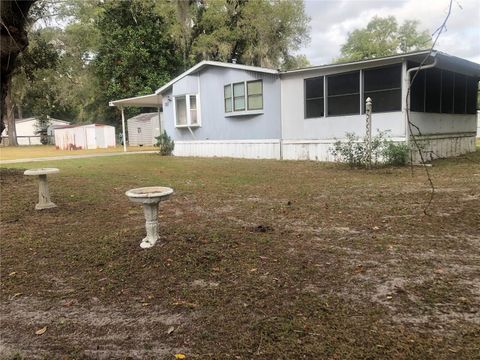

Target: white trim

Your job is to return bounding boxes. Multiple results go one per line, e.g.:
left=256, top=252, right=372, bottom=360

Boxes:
left=156, top=60, right=278, bottom=95
left=283, top=137, right=408, bottom=144
left=175, top=139, right=280, bottom=144
left=109, top=93, right=162, bottom=108
left=173, top=139, right=281, bottom=160
left=174, top=94, right=201, bottom=128
left=284, top=51, right=435, bottom=75
left=225, top=110, right=264, bottom=117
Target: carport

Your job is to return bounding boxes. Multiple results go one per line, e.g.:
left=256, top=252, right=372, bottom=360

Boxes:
left=109, top=93, right=162, bottom=152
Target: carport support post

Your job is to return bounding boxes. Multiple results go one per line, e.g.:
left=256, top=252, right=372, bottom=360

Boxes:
left=121, top=106, right=127, bottom=152
left=365, top=97, right=372, bottom=169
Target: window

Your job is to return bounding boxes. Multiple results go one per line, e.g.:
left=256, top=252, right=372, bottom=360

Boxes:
left=327, top=71, right=360, bottom=116
left=363, top=65, right=401, bottom=112
left=224, top=85, right=232, bottom=112
left=247, top=80, right=263, bottom=110
left=233, top=82, right=245, bottom=111
left=174, top=94, right=200, bottom=127
left=224, top=80, right=264, bottom=114
left=305, top=76, right=324, bottom=118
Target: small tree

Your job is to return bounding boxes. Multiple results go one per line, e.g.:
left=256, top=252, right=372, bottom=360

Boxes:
left=155, top=131, right=174, bottom=156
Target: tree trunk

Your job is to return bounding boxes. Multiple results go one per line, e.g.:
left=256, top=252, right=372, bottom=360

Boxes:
left=17, top=103, right=23, bottom=120
left=4, top=83, right=17, bottom=146
left=0, top=0, right=37, bottom=142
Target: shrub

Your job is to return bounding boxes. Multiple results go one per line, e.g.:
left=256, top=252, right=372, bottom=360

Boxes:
left=331, top=131, right=409, bottom=167
left=382, top=142, right=409, bottom=166
left=155, top=131, right=175, bottom=156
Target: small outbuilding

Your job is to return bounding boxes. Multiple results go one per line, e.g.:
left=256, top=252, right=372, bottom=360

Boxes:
left=1, top=117, right=70, bottom=145
left=127, top=112, right=162, bottom=146
left=54, top=124, right=116, bottom=150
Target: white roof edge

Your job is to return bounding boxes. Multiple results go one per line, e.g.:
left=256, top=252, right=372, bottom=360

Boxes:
left=15, top=117, right=70, bottom=124
left=109, top=93, right=162, bottom=107
left=155, top=60, right=278, bottom=94
left=282, top=50, right=435, bottom=75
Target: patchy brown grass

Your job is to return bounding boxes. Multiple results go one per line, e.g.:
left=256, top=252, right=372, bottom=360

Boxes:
left=1, top=152, right=479, bottom=359
left=0, top=145, right=156, bottom=161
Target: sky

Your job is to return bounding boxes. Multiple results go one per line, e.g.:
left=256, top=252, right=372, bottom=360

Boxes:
left=298, top=0, right=480, bottom=65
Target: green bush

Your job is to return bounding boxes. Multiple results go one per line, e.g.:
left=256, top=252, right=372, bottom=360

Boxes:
left=331, top=131, right=409, bottom=167
left=155, top=131, right=175, bottom=156
left=382, top=142, right=409, bottom=166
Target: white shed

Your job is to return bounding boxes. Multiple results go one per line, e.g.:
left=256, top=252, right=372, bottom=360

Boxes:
left=54, top=124, right=116, bottom=150
left=127, top=112, right=162, bottom=146
left=1, top=117, right=70, bottom=145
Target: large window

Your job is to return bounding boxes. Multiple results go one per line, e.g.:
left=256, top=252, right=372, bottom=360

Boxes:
left=327, top=71, right=360, bottom=116
left=224, top=80, right=263, bottom=113
left=174, top=94, right=200, bottom=127
left=305, top=76, right=324, bottom=118
left=363, top=65, right=402, bottom=112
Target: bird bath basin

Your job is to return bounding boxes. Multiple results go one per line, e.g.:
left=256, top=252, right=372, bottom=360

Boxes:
left=24, top=168, right=59, bottom=210
left=125, top=186, right=173, bottom=248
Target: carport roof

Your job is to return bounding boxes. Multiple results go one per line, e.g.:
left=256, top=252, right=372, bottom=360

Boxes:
left=109, top=93, right=162, bottom=108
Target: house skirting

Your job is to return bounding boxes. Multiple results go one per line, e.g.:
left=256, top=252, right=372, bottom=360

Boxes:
left=409, top=133, right=476, bottom=162
left=172, top=135, right=476, bottom=162
left=173, top=139, right=281, bottom=160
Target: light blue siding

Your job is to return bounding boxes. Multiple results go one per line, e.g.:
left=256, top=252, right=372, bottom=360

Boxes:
left=162, top=66, right=281, bottom=141
left=172, top=75, right=199, bottom=96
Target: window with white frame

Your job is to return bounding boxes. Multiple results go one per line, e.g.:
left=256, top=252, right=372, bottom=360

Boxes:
left=224, top=79, right=263, bottom=113
left=174, top=94, right=200, bottom=127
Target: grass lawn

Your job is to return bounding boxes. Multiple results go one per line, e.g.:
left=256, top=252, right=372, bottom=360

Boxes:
left=0, top=145, right=156, bottom=161
left=1, top=152, right=479, bottom=359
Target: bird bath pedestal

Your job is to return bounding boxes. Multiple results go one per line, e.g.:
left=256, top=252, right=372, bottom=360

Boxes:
left=24, top=168, right=60, bottom=210
left=125, top=186, right=173, bottom=248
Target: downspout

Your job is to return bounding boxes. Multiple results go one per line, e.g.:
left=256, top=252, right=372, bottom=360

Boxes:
left=157, top=95, right=162, bottom=135
left=405, top=56, right=438, bottom=144
left=120, top=106, right=127, bottom=152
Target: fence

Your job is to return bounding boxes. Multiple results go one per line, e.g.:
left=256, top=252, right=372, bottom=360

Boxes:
left=0, top=135, right=54, bottom=146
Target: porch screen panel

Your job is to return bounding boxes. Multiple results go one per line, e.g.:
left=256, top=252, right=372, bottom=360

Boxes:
left=363, top=64, right=401, bottom=112
left=425, top=68, right=441, bottom=113
left=441, top=71, right=454, bottom=113
left=453, top=73, right=467, bottom=114
left=327, top=71, right=359, bottom=116
left=410, top=70, right=425, bottom=112
left=305, top=76, right=324, bottom=118
left=175, top=97, right=187, bottom=125
left=466, top=78, right=479, bottom=114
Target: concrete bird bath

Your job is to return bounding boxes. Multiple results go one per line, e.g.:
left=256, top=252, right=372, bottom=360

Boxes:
left=125, top=186, right=173, bottom=248
left=24, top=168, right=59, bottom=210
